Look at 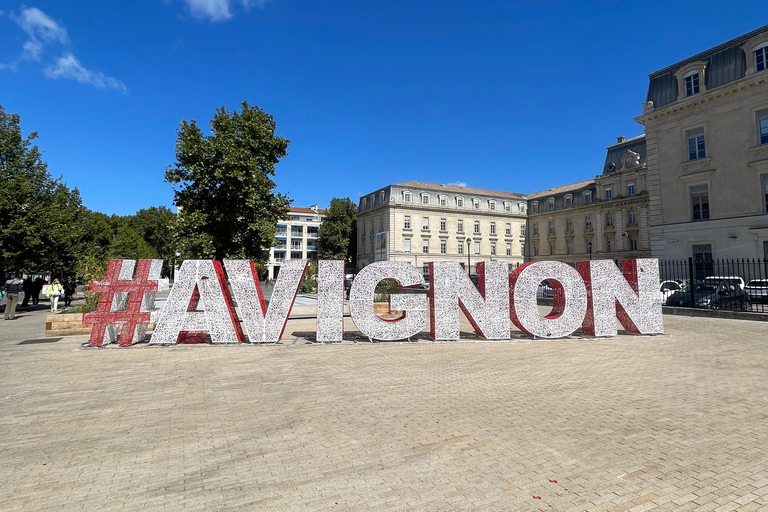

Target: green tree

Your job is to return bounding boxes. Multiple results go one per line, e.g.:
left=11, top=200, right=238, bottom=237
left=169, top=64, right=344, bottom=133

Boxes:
left=165, top=101, right=291, bottom=264
left=0, top=105, right=83, bottom=275
left=318, top=197, right=357, bottom=266
left=125, top=206, right=176, bottom=276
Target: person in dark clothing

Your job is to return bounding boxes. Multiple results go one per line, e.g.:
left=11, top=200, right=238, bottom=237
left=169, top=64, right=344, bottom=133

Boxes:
left=31, top=277, right=44, bottom=305
left=63, top=277, right=77, bottom=307
left=21, top=276, right=33, bottom=307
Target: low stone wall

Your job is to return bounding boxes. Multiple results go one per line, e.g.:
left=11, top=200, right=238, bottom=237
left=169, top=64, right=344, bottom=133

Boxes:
left=45, top=313, right=158, bottom=337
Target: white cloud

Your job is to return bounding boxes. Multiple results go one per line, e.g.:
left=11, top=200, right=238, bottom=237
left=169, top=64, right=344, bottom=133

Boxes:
left=183, top=0, right=267, bottom=22
left=445, top=181, right=467, bottom=187
left=2, top=7, right=126, bottom=92
left=11, top=7, right=69, bottom=60
left=44, top=53, right=127, bottom=92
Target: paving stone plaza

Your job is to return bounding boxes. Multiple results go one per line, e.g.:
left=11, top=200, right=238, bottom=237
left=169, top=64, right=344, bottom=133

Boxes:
left=2, top=308, right=768, bottom=511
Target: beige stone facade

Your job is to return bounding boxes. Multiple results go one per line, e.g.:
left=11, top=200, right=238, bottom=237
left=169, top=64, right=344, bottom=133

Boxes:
left=636, top=25, right=768, bottom=261
left=356, top=182, right=527, bottom=277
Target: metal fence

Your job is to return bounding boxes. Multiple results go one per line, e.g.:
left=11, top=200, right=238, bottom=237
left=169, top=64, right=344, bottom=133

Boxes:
left=659, top=258, right=768, bottom=313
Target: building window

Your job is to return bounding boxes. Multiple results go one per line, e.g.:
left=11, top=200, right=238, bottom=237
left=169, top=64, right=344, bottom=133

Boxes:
left=505, top=223, right=512, bottom=235
left=440, top=196, right=446, bottom=206
left=518, top=203, right=525, bottom=212
left=627, top=184, right=635, bottom=196
left=474, top=221, right=480, bottom=234
left=440, top=240, right=447, bottom=254
left=473, top=199, right=480, bottom=209
left=549, top=243, right=554, bottom=256
left=491, top=242, right=496, bottom=256
left=505, top=202, right=511, bottom=212
left=474, top=242, right=480, bottom=255
left=457, top=197, right=464, bottom=207
left=548, top=221, right=555, bottom=234
left=533, top=244, right=539, bottom=256
left=584, top=192, right=592, bottom=204
left=687, top=130, right=706, bottom=160
left=404, top=192, right=411, bottom=202
left=547, top=199, right=554, bottom=210
left=532, top=202, right=539, bottom=212
left=605, top=188, right=612, bottom=200
left=404, top=239, right=411, bottom=253
left=758, top=110, right=768, bottom=145
left=628, top=209, right=637, bottom=225
left=422, top=217, right=429, bottom=230
left=691, top=185, right=710, bottom=221
left=489, top=201, right=496, bottom=211
left=566, top=219, right=572, bottom=232
left=532, top=223, right=538, bottom=235
left=490, top=222, right=496, bottom=235
left=422, top=194, right=429, bottom=205
left=585, top=216, right=592, bottom=230
left=422, top=239, right=429, bottom=253
left=404, top=216, right=411, bottom=229
left=565, top=196, right=572, bottom=207
left=606, top=238, right=612, bottom=252
left=606, top=213, right=613, bottom=227
left=756, top=42, right=768, bottom=72
left=567, top=242, right=573, bottom=255
left=506, top=243, right=511, bottom=256
left=521, top=243, right=525, bottom=256
left=684, top=70, right=700, bottom=96
left=520, top=224, right=525, bottom=236
left=763, top=174, right=768, bottom=213
left=440, top=218, right=446, bottom=231
left=423, top=264, right=430, bottom=281
left=457, top=219, right=464, bottom=232
left=629, top=238, right=638, bottom=251
left=458, top=243, right=464, bottom=255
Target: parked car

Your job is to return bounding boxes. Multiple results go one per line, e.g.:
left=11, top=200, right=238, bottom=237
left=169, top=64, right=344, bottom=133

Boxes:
left=665, top=282, right=716, bottom=307
left=659, top=280, right=683, bottom=303
left=695, top=283, right=751, bottom=311
left=702, top=275, right=745, bottom=290
left=745, top=279, right=768, bottom=304
left=537, top=281, right=553, bottom=298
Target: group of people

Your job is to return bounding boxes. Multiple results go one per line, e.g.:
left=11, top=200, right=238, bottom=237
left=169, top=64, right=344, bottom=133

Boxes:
left=2, top=275, right=78, bottom=320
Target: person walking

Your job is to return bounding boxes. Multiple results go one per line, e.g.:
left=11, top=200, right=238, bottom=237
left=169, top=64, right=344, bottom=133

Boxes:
left=20, top=275, right=33, bottom=307
left=3, top=274, right=24, bottom=320
left=46, top=278, right=64, bottom=313
left=31, top=277, right=44, bottom=305
left=63, top=277, right=77, bottom=307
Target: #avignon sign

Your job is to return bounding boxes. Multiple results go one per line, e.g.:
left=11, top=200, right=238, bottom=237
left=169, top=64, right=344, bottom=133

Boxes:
left=83, top=258, right=663, bottom=347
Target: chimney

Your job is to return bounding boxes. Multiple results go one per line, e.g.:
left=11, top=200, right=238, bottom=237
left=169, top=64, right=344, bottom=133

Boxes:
left=617, top=136, right=625, bottom=143
left=308, top=204, right=318, bottom=213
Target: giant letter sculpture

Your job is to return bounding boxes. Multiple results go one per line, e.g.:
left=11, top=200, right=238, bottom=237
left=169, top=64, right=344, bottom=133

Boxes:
left=429, top=261, right=510, bottom=341
left=152, top=260, right=243, bottom=344
left=224, top=258, right=308, bottom=343
left=349, top=261, right=427, bottom=341
left=509, top=261, right=587, bottom=338
left=316, top=260, right=345, bottom=342
left=578, top=258, right=663, bottom=336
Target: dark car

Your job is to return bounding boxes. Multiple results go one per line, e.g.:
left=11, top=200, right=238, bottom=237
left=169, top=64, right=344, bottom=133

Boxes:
left=665, top=282, right=716, bottom=307
left=746, top=279, right=768, bottom=304
left=696, top=283, right=752, bottom=311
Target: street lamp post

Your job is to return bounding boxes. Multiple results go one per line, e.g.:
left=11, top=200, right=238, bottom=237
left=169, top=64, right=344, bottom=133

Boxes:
left=465, top=238, right=472, bottom=276
left=587, top=241, right=593, bottom=261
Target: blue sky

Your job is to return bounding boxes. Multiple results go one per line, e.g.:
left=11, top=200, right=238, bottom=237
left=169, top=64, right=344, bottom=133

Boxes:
left=0, top=1, right=764, bottom=215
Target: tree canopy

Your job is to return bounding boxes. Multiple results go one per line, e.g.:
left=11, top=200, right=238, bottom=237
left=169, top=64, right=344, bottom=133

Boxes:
left=165, top=101, right=291, bottom=263
left=318, top=197, right=357, bottom=267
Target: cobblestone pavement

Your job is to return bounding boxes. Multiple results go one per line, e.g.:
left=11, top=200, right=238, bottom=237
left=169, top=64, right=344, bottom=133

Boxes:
left=1, top=312, right=768, bottom=511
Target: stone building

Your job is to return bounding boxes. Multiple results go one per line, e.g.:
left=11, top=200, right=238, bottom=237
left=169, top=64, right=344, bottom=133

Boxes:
left=356, top=182, right=527, bottom=278
left=636, top=24, right=768, bottom=262
left=266, top=206, right=323, bottom=280
left=526, top=135, right=652, bottom=265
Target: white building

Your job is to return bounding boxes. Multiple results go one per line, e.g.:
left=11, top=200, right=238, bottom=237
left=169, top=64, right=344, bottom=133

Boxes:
left=266, top=205, right=324, bottom=280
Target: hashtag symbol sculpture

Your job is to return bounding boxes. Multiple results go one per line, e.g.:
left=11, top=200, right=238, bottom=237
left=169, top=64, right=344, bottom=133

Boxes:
left=83, top=259, right=164, bottom=347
